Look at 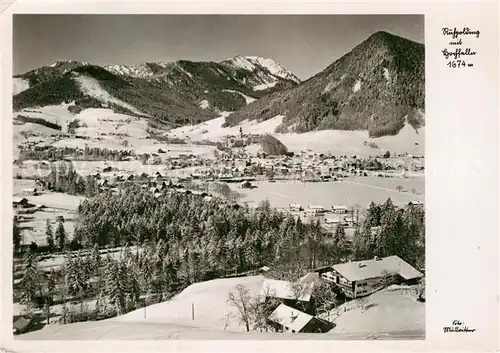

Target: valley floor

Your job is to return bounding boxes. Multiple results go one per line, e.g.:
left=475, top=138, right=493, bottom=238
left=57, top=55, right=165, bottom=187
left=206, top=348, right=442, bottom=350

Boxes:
left=232, top=176, right=424, bottom=209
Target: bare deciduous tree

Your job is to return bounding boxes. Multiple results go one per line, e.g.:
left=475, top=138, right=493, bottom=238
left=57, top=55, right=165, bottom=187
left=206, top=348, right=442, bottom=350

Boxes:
left=357, top=296, right=369, bottom=311
left=312, top=280, right=338, bottom=316
left=376, top=270, right=393, bottom=290
left=417, top=277, right=425, bottom=302
left=227, top=284, right=253, bottom=332
left=251, top=285, right=280, bottom=332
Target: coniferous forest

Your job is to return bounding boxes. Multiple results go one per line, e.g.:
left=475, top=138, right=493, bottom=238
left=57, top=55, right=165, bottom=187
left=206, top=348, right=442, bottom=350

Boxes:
left=15, top=185, right=424, bottom=325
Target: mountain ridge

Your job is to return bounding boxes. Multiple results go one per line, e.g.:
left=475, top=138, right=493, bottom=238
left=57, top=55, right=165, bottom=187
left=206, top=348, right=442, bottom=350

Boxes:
left=12, top=31, right=424, bottom=138
left=12, top=56, right=300, bottom=127
left=224, top=31, right=425, bottom=137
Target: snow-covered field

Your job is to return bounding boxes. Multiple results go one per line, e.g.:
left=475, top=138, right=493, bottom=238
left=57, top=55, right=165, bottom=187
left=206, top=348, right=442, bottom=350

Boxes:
left=167, top=114, right=284, bottom=142
left=13, top=102, right=423, bottom=164
left=326, top=286, right=425, bottom=337
left=278, top=123, right=425, bottom=157
left=12, top=104, right=218, bottom=162
left=167, top=114, right=425, bottom=157
left=20, top=321, right=421, bottom=340
left=13, top=104, right=151, bottom=154
left=14, top=180, right=85, bottom=246
left=13, top=179, right=84, bottom=245
left=18, top=207, right=77, bottom=246
left=115, top=275, right=264, bottom=332
left=232, top=176, right=424, bottom=209
left=20, top=192, right=86, bottom=210
left=14, top=103, right=78, bottom=132
left=36, top=246, right=144, bottom=272
left=17, top=278, right=424, bottom=340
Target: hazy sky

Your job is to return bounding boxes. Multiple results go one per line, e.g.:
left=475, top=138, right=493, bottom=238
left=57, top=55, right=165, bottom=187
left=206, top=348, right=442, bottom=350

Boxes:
left=14, top=15, right=423, bottom=80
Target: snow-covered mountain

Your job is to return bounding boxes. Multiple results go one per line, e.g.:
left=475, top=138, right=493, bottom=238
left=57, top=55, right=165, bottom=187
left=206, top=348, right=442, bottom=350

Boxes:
left=12, top=55, right=300, bottom=127
left=104, top=56, right=301, bottom=91
left=226, top=31, right=425, bottom=138
left=105, top=62, right=175, bottom=78
left=231, top=56, right=300, bottom=83
left=221, top=55, right=301, bottom=90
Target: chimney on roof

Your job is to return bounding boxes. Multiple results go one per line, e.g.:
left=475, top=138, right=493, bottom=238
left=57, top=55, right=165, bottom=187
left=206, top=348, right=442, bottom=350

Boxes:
left=374, top=256, right=378, bottom=261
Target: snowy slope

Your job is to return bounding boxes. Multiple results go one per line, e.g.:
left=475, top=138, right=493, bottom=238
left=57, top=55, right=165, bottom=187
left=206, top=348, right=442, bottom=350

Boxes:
left=324, top=286, right=425, bottom=337
left=245, top=56, right=301, bottom=83
left=253, top=82, right=278, bottom=91
left=167, top=113, right=284, bottom=141
left=17, top=281, right=424, bottom=340
left=167, top=113, right=425, bottom=157
left=222, top=55, right=300, bottom=90
left=17, top=321, right=423, bottom=340
left=14, top=103, right=78, bottom=132
left=115, top=276, right=265, bottom=332
left=105, top=62, right=172, bottom=78
left=72, top=74, right=145, bottom=116
left=13, top=77, right=30, bottom=95
left=222, top=89, right=256, bottom=104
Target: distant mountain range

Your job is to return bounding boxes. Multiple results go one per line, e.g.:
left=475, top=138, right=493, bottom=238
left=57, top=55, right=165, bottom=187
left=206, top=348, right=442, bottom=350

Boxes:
left=12, top=56, right=300, bottom=126
left=13, top=31, right=424, bottom=137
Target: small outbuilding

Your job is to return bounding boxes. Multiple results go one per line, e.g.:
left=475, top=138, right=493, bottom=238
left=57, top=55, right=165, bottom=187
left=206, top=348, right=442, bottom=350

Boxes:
left=268, top=304, right=334, bottom=333
left=13, top=316, right=33, bottom=335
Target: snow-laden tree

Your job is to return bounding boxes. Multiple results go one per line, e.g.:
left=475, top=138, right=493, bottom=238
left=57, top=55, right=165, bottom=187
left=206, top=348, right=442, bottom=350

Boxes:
left=55, top=219, right=66, bottom=251
left=45, top=219, right=55, bottom=252
left=19, top=249, right=40, bottom=312
left=105, top=259, right=126, bottom=315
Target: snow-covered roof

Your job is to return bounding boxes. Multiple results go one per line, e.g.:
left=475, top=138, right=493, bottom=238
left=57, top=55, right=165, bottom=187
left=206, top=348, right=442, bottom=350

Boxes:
left=324, top=217, right=342, bottom=224
left=298, top=272, right=321, bottom=286
left=332, top=255, right=423, bottom=282
left=268, top=304, right=313, bottom=332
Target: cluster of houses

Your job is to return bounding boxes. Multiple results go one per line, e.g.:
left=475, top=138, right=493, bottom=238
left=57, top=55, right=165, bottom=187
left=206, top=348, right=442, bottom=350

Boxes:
left=206, top=149, right=423, bottom=183
left=288, top=204, right=357, bottom=229
left=140, top=143, right=424, bottom=185
left=87, top=169, right=219, bottom=201
left=258, top=255, right=423, bottom=334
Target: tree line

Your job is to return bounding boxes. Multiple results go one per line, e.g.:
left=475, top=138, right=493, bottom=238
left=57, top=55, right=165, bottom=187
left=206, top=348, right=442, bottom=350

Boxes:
left=18, top=146, right=135, bottom=162
left=16, top=187, right=424, bottom=325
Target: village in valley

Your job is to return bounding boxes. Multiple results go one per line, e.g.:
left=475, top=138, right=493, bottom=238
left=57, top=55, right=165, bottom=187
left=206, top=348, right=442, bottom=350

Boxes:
left=11, top=16, right=426, bottom=340
left=12, top=125, right=426, bottom=338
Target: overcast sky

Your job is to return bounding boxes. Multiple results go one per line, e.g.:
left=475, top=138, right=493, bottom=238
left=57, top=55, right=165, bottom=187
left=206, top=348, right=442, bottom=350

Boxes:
left=14, top=15, right=423, bottom=80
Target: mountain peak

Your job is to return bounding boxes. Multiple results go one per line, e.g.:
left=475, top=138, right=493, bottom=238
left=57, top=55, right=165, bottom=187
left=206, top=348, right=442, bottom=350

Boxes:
left=223, top=55, right=300, bottom=84
left=362, top=30, right=423, bottom=50
left=48, top=60, right=89, bottom=68
left=226, top=31, right=424, bottom=137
